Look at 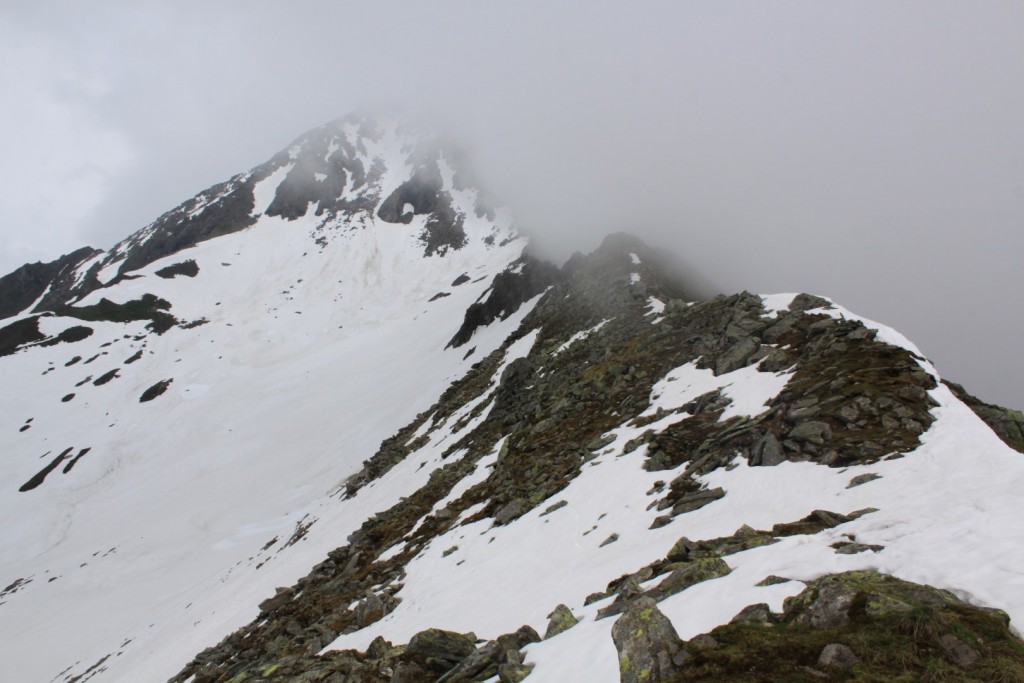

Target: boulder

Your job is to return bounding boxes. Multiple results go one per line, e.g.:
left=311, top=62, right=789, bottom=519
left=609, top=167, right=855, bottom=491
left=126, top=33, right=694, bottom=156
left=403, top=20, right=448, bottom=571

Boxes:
left=403, top=628, right=476, bottom=672
left=544, top=604, right=579, bottom=639
left=789, top=421, right=832, bottom=445
left=611, top=597, right=688, bottom=683
left=258, top=587, right=294, bottom=615
left=818, top=643, right=859, bottom=668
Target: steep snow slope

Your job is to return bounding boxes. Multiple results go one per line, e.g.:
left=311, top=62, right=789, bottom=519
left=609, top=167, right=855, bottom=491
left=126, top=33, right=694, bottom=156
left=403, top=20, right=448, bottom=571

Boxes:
left=0, top=119, right=533, bottom=682
left=164, top=239, right=1024, bottom=683
left=316, top=292, right=1024, bottom=682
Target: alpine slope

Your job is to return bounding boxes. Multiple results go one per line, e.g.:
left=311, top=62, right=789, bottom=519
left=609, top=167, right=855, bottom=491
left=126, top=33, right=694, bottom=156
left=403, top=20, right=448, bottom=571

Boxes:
left=1, top=115, right=1022, bottom=683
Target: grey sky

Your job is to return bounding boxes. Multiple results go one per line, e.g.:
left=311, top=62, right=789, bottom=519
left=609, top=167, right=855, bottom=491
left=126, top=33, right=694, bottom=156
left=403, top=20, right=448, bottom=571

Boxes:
left=1, top=1, right=1022, bottom=408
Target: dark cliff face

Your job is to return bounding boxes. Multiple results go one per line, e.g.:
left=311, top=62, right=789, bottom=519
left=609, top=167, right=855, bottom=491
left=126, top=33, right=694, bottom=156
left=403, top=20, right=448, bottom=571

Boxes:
left=0, top=247, right=100, bottom=319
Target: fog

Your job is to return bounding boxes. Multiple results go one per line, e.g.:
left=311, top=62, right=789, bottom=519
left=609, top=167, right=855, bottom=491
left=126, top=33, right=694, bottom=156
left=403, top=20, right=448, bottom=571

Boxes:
left=1, top=1, right=1022, bottom=408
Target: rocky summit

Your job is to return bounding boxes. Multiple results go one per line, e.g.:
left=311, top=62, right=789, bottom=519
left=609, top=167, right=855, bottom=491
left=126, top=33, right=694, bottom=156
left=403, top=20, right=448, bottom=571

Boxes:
left=1, top=115, right=1023, bottom=683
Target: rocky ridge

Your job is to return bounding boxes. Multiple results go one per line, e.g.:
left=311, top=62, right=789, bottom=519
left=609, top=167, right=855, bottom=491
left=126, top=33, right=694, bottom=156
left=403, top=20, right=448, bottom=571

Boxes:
left=2, top=116, right=1022, bottom=683
left=165, top=234, right=1022, bottom=683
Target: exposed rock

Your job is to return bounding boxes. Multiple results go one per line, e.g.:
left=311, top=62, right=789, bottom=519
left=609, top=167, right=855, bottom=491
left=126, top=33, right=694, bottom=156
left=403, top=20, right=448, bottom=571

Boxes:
left=495, top=499, right=531, bottom=526
left=497, top=662, right=533, bottom=682
left=752, top=431, right=785, bottom=466
left=354, top=590, right=385, bottom=627
left=670, top=487, right=725, bottom=515
left=448, top=257, right=563, bottom=348
left=817, top=643, right=859, bottom=668
left=730, top=603, right=773, bottom=625
left=140, top=379, right=173, bottom=403
left=945, top=379, right=1024, bottom=453
left=687, top=634, right=718, bottom=650
left=788, top=420, right=832, bottom=445
left=611, top=597, right=687, bottom=683
left=258, top=587, right=295, bottom=615
left=544, top=604, right=578, bottom=639
left=715, top=337, right=759, bottom=375
left=155, top=260, right=199, bottom=279
left=831, top=540, right=884, bottom=554
left=755, top=575, right=791, bottom=587
left=647, top=558, right=731, bottom=602
left=937, top=633, right=980, bottom=668
left=847, top=472, right=881, bottom=488
left=403, top=628, right=476, bottom=671
left=0, top=246, right=99, bottom=318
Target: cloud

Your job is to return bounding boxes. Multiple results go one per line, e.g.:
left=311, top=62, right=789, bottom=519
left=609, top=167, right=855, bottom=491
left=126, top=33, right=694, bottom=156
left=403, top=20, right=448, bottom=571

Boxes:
left=0, top=1, right=1022, bottom=408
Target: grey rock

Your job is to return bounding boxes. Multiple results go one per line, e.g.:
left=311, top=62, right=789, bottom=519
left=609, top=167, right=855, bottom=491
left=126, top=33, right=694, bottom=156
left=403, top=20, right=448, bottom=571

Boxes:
left=666, top=537, right=696, bottom=563
left=404, top=628, right=476, bottom=668
left=647, top=558, right=731, bottom=602
left=354, top=590, right=385, bottom=627
left=258, top=586, right=294, bottom=615
left=545, top=604, right=579, bottom=639
left=390, top=661, right=430, bottom=683
left=938, top=633, right=980, bottom=668
left=832, top=541, right=884, bottom=555
left=687, top=634, right=719, bottom=650
left=730, top=603, right=773, bottom=625
left=789, top=421, right=832, bottom=445
left=837, top=404, right=860, bottom=422
left=497, top=662, right=533, bottom=682
left=716, top=338, right=759, bottom=375
left=539, top=500, right=567, bottom=517
left=846, top=473, right=881, bottom=488
left=787, top=404, right=821, bottom=422
left=795, top=582, right=857, bottom=628
left=817, top=643, right=859, bottom=668
left=611, top=597, right=687, bottom=683
left=495, top=499, right=530, bottom=525
left=671, top=487, right=725, bottom=515
left=753, top=432, right=785, bottom=466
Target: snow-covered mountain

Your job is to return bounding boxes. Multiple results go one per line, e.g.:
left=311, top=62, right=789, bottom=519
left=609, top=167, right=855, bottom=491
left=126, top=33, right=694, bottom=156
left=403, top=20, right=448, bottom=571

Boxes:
left=2, top=116, right=1023, bottom=683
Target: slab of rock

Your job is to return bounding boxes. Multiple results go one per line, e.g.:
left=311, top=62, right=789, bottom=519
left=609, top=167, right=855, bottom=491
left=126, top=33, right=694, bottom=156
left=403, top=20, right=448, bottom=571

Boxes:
left=647, top=558, right=731, bottom=602
left=258, top=587, right=294, bottom=615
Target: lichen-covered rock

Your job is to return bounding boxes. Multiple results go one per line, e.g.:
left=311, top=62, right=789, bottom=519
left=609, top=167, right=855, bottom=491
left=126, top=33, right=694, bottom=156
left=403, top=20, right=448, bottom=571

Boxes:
left=544, top=604, right=578, bottom=639
left=402, top=628, right=476, bottom=673
left=497, top=662, right=533, bottom=683
left=611, top=597, right=688, bottom=683
left=647, top=557, right=731, bottom=602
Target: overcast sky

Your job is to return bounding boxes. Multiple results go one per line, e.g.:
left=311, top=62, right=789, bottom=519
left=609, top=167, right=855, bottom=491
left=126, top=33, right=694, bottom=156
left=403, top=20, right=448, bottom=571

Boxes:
left=1, top=1, right=1022, bottom=408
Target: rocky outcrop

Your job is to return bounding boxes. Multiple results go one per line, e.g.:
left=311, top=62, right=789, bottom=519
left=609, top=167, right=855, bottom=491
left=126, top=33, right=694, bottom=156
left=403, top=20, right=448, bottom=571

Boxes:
left=667, top=571, right=1024, bottom=680
left=0, top=246, right=99, bottom=319
left=945, top=379, right=1024, bottom=453
left=611, top=597, right=688, bottom=683
left=447, top=256, right=562, bottom=348
left=166, top=237, right=996, bottom=683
